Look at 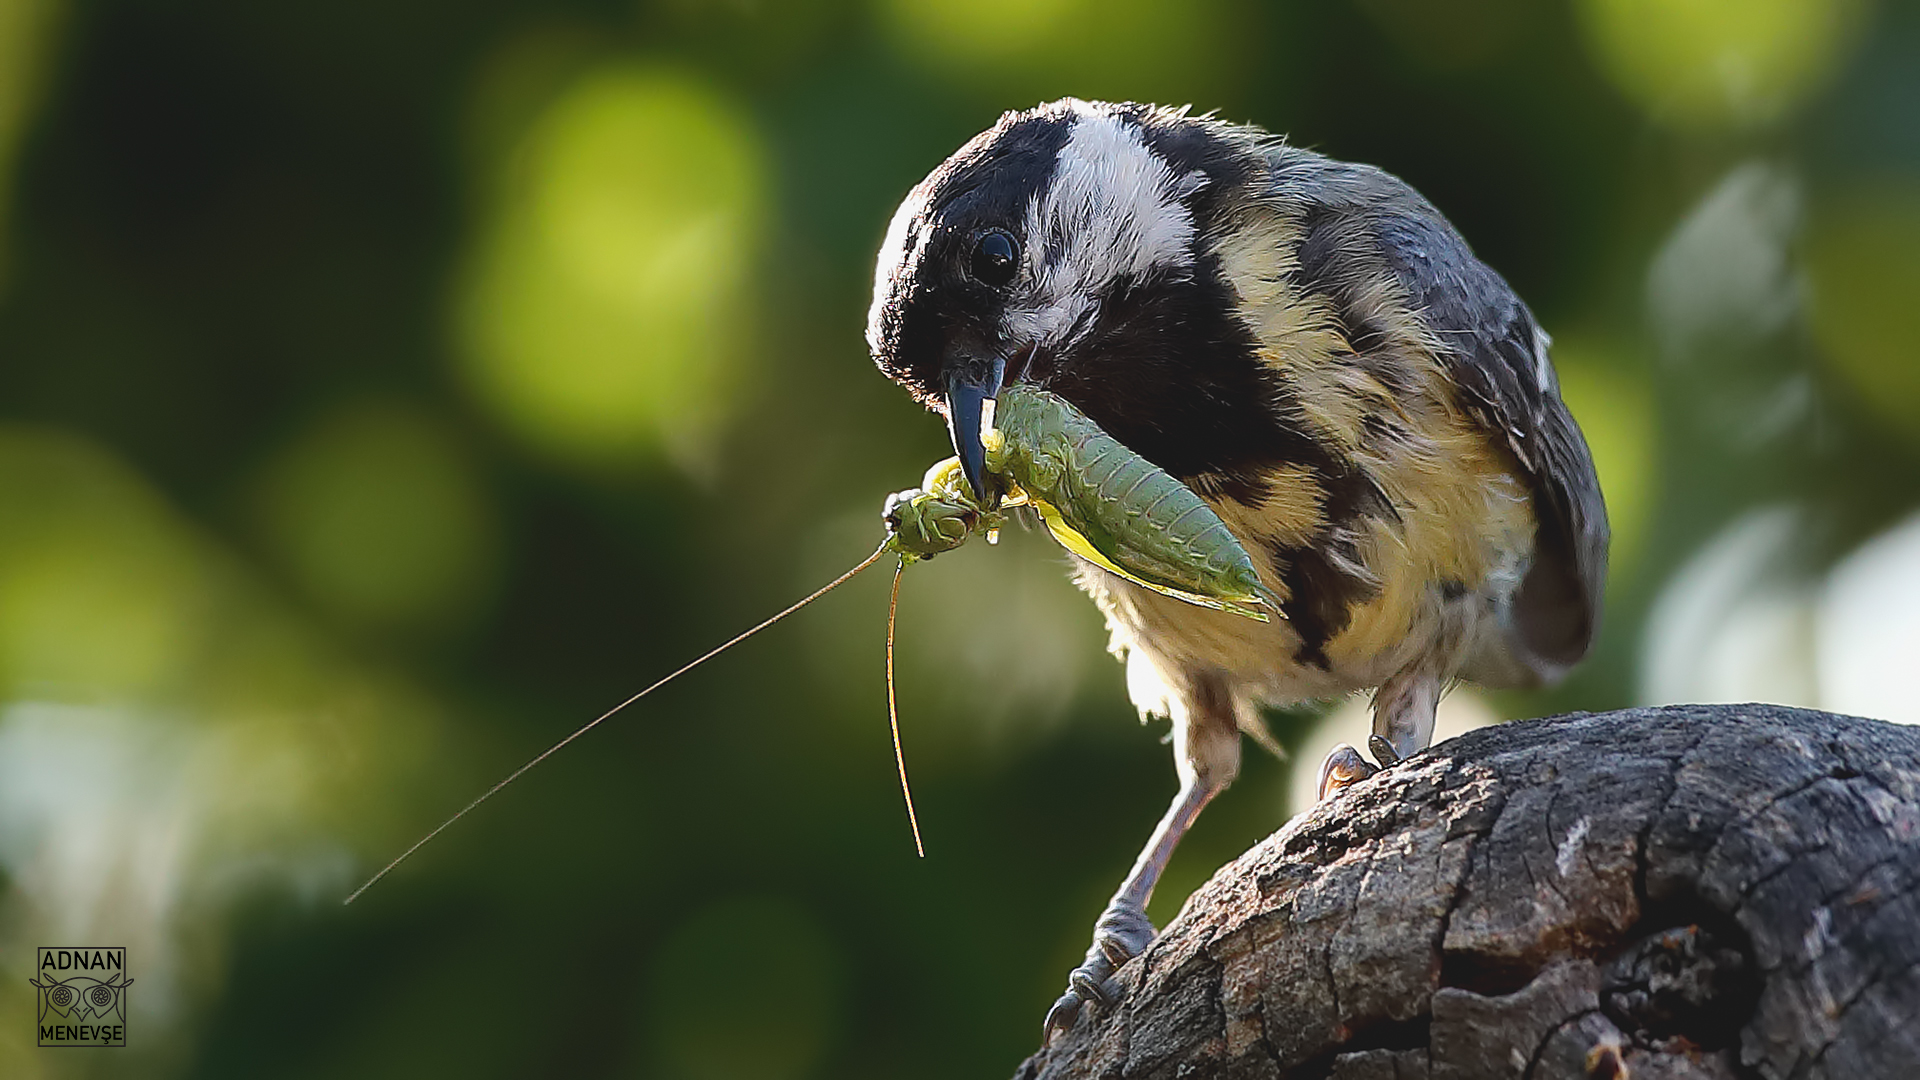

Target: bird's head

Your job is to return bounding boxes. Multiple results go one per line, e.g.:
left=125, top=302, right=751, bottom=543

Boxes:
left=867, top=99, right=1264, bottom=502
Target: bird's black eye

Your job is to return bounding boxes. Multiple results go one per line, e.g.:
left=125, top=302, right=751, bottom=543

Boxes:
left=970, top=230, right=1018, bottom=288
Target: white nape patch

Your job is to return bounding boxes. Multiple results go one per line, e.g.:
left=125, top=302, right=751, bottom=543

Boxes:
left=1555, top=814, right=1591, bottom=877
left=1004, top=107, right=1197, bottom=349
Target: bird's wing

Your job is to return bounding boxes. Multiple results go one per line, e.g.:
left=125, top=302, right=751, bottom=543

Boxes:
left=1378, top=211, right=1608, bottom=678
left=1264, top=151, right=1610, bottom=681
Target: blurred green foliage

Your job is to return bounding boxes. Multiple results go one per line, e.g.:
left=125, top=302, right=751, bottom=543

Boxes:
left=458, top=63, right=765, bottom=467
left=0, top=0, right=1914, bottom=1077
left=1806, top=184, right=1920, bottom=444
left=1578, top=0, right=1869, bottom=129
left=252, top=398, right=498, bottom=632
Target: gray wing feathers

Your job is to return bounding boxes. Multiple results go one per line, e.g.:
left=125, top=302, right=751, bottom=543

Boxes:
left=1265, top=149, right=1611, bottom=680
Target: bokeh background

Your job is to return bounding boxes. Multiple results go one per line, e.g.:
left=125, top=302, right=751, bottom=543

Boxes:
left=0, top=0, right=1915, bottom=1076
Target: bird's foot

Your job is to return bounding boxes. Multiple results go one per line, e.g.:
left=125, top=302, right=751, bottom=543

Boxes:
left=1317, top=736, right=1403, bottom=800
left=1041, top=902, right=1157, bottom=1043
left=1367, top=734, right=1403, bottom=768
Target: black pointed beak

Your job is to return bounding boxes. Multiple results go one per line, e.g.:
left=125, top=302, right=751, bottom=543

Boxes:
left=943, top=353, right=1006, bottom=505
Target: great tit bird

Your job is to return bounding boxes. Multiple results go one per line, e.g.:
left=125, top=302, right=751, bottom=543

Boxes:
left=866, top=99, right=1608, bottom=1041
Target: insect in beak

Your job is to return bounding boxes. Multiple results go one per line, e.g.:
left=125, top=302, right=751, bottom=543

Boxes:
left=943, top=352, right=1006, bottom=505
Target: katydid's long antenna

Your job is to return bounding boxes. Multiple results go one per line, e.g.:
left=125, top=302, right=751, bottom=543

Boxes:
left=887, top=558, right=925, bottom=857
left=345, top=542, right=893, bottom=905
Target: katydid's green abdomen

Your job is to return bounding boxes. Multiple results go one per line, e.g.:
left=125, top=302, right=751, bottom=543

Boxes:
left=991, top=387, right=1274, bottom=619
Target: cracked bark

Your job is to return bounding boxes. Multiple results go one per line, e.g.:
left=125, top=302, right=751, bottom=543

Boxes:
left=1012, top=704, right=1920, bottom=1080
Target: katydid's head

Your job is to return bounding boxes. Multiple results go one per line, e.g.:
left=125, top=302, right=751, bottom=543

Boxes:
left=867, top=98, right=1263, bottom=501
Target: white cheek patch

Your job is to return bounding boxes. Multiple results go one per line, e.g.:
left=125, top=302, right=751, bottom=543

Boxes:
left=1004, top=107, right=1198, bottom=349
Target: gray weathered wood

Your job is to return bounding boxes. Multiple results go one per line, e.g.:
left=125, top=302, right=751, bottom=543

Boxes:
left=1014, top=704, right=1920, bottom=1080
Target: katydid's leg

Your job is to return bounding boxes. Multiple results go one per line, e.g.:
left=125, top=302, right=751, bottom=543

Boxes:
left=1043, top=678, right=1240, bottom=1042
left=1318, top=667, right=1442, bottom=801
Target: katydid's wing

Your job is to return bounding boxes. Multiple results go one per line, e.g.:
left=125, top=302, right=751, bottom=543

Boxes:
left=1027, top=494, right=1270, bottom=621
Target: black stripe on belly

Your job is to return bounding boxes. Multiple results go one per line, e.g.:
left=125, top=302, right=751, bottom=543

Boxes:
left=1273, top=545, right=1363, bottom=669
left=1267, top=465, right=1393, bottom=669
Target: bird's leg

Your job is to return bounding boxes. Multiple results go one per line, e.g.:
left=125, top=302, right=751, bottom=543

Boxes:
left=1318, top=667, right=1442, bottom=800
left=1372, top=667, right=1439, bottom=761
left=1043, top=680, right=1239, bottom=1042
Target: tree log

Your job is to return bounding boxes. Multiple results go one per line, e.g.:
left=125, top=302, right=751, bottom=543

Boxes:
left=1014, top=704, right=1920, bottom=1080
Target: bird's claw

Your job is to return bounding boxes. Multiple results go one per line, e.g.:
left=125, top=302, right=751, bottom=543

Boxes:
left=1367, top=734, right=1402, bottom=767
left=1043, top=989, right=1088, bottom=1043
left=1318, top=736, right=1410, bottom=799
left=1318, top=742, right=1380, bottom=800
left=1042, top=949, right=1112, bottom=1043
left=1042, top=903, right=1157, bottom=1043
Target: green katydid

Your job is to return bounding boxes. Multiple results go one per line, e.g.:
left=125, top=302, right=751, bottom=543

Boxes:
left=344, top=386, right=1275, bottom=903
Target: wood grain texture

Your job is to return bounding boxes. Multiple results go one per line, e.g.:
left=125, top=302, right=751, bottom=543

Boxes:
left=1014, top=705, right=1920, bottom=1080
